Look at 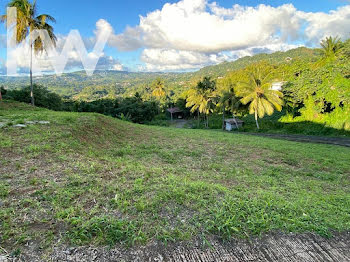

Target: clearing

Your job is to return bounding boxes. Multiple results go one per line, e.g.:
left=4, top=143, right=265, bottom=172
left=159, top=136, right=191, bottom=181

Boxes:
left=1, top=101, right=350, bottom=260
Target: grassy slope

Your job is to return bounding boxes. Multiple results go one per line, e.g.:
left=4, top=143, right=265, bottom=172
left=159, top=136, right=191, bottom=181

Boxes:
left=1, top=101, right=350, bottom=252
left=201, top=112, right=350, bottom=137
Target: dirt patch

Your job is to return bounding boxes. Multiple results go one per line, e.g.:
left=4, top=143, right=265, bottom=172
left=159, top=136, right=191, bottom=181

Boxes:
left=245, top=133, right=350, bottom=147
left=1, top=232, right=350, bottom=261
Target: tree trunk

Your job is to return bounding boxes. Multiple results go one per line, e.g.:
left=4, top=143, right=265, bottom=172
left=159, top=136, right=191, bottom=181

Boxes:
left=0, top=90, right=2, bottom=102
left=222, top=108, right=225, bottom=130
left=30, top=42, right=34, bottom=106
left=197, top=110, right=200, bottom=127
left=206, top=114, right=209, bottom=128
left=255, top=111, right=260, bottom=129
left=171, top=112, right=173, bottom=121
left=232, top=113, right=239, bottom=130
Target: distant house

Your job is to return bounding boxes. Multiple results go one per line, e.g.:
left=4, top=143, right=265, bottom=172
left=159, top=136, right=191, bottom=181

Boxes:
left=167, top=107, right=184, bottom=121
left=271, top=82, right=285, bottom=91
left=224, top=118, right=244, bottom=131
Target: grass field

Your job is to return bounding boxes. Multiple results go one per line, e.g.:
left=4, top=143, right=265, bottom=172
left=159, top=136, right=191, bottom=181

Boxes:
left=1, top=101, right=350, bottom=254
left=191, top=112, right=350, bottom=137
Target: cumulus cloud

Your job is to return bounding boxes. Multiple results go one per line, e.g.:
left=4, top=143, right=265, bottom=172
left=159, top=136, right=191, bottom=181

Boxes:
left=299, top=5, right=350, bottom=44
left=140, top=48, right=228, bottom=71
left=109, top=0, right=350, bottom=71
left=113, top=1, right=302, bottom=53
left=229, top=42, right=301, bottom=60
left=139, top=41, right=301, bottom=71
left=109, top=26, right=143, bottom=52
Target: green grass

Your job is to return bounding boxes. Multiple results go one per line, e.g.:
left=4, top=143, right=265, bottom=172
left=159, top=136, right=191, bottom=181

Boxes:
left=1, top=100, right=350, bottom=252
left=193, top=112, right=350, bottom=137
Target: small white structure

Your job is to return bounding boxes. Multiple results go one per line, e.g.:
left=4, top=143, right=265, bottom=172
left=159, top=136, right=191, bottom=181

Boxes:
left=225, top=118, right=244, bottom=131
left=271, top=82, right=284, bottom=91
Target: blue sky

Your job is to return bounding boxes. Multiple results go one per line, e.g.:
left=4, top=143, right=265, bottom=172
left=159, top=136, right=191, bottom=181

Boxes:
left=0, top=0, right=350, bottom=73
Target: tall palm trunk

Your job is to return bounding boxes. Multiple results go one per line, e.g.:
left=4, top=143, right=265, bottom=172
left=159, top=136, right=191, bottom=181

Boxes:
left=222, top=108, right=225, bottom=130
left=30, top=41, right=34, bottom=106
left=232, top=113, right=239, bottom=130
left=255, top=111, right=260, bottom=129
left=197, top=110, right=200, bottom=127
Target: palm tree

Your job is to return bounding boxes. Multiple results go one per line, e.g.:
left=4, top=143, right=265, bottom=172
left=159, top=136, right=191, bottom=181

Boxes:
left=236, top=66, right=283, bottom=129
left=320, top=36, right=342, bottom=59
left=152, top=78, right=166, bottom=99
left=1, top=0, right=57, bottom=106
left=219, top=85, right=241, bottom=130
left=186, top=77, right=216, bottom=128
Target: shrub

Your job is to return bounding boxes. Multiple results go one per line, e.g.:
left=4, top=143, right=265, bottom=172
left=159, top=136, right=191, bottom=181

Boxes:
left=5, top=85, right=62, bottom=111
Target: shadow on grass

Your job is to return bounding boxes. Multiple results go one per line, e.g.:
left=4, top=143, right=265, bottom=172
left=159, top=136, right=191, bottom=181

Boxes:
left=240, top=120, right=350, bottom=138
left=200, top=110, right=350, bottom=138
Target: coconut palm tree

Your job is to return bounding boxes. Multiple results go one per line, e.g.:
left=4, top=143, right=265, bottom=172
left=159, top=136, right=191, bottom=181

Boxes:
left=151, top=78, right=166, bottom=99
left=186, top=77, right=216, bottom=128
left=219, top=85, right=242, bottom=130
left=236, top=66, right=283, bottom=129
left=1, top=0, right=57, bottom=106
left=320, top=36, right=342, bottom=59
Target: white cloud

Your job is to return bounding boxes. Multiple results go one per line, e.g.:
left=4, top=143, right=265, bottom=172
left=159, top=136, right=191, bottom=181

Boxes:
left=109, top=26, right=143, bottom=52
left=140, top=48, right=228, bottom=71
left=112, top=0, right=303, bottom=53
left=299, top=5, right=350, bottom=44
left=229, top=42, right=301, bottom=59
left=140, top=41, right=300, bottom=71
left=110, top=0, right=350, bottom=71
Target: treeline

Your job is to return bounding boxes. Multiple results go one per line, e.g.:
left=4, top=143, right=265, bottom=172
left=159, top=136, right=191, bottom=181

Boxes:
left=2, top=85, right=160, bottom=124
left=182, top=37, right=350, bottom=130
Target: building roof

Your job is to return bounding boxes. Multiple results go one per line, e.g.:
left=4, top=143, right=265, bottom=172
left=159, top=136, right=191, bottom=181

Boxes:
left=167, top=107, right=183, bottom=114
left=225, top=118, right=244, bottom=124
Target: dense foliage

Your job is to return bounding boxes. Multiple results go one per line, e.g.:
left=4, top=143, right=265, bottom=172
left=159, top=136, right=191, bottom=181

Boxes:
left=64, top=96, right=159, bottom=124
left=4, top=85, right=159, bottom=124
left=189, top=37, right=350, bottom=131
left=281, top=38, right=350, bottom=130
left=4, top=85, right=63, bottom=110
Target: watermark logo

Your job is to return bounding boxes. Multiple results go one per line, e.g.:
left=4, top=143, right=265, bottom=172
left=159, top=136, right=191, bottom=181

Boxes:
left=6, top=7, right=111, bottom=76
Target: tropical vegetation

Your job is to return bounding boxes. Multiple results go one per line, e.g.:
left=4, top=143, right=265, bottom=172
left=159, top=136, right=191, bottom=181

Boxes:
left=1, top=0, right=57, bottom=106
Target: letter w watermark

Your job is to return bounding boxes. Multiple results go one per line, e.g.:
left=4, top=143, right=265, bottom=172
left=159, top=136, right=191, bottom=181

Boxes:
left=6, top=7, right=111, bottom=76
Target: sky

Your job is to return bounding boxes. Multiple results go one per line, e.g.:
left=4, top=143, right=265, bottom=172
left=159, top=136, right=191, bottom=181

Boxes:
left=0, top=0, right=350, bottom=74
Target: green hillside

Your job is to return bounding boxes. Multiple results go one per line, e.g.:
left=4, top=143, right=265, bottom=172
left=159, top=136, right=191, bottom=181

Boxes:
left=0, top=47, right=319, bottom=100
left=193, top=47, right=320, bottom=79
left=0, top=71, right=184, bottom=98
left=1, top=101, right=350, bottom=252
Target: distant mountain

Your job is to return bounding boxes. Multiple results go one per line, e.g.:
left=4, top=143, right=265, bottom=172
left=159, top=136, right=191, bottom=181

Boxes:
left=0, top=70, right=184, bottom=97
left=192, top=47, right=320, bottom=79
left=0, top=46, right=320, bottom=99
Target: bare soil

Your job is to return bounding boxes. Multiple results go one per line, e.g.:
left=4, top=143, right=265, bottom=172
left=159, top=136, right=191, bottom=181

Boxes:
left=244, top=133, right=350, bottom=147
left=1, top=233, right=350, bottom=262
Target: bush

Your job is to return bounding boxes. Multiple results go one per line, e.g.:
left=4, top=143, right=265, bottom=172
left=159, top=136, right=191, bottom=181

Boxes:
left=1, top=86, right=7, bottom=97
left=5, top=85, right=62, bottom=111
left=62, top=97, right=160, bottom=124
left=116, top=97, right=158, bottom=123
